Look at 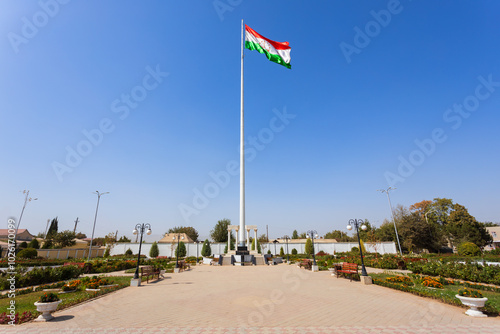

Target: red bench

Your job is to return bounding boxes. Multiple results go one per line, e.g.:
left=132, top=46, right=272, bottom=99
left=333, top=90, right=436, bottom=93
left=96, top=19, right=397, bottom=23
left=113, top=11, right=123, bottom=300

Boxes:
left=298, top=259, right=312, bottom=270
left=336, top=262, right=359, bottom=281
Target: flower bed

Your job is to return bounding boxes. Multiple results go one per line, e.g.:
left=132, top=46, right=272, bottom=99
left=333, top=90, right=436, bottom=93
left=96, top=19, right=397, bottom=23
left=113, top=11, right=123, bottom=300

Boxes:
left=408, top=261, right=500, bottom=285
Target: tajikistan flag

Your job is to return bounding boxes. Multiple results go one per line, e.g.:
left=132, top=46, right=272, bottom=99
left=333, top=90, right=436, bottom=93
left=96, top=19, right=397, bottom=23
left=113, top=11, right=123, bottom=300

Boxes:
left=245, top=25, right=291, bottom=69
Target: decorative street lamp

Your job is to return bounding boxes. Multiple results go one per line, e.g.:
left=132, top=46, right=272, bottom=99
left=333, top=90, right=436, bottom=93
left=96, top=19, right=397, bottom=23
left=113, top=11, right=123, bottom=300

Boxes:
left=282, top=235, right=290, bottom=263
left=88, top=191, right=109, bottom=260
left=132, top=223, right=152, bottom=280
left=306, top=230, right=318, bottom=266
left=173, top=233, right=185, bottom=268
left=15, top=190, right=38, bottom=252
left=272, top=239, right=279, bottom=255
left=346, top=219, right=368, bottom=277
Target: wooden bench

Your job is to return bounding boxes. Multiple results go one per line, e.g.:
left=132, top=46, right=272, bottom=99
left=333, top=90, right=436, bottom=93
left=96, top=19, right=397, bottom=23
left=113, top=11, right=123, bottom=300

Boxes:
left=336, top=262, right=359, bottom=281
left=298, top=259, right=312, bottom=270
left=140, top=265, right=160, bottom=283
left=178, top=260, right=191, bottom=271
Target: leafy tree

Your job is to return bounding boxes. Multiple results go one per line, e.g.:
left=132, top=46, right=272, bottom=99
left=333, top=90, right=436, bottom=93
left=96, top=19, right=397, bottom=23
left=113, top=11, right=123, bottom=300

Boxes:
left=19, top=241, right=28, bottom=249
left=481, top=222, right=499, bottom=227
left=125, top=248, right=133, bottom=256
left=292, top=230, right=299, bottom=239
left=291, top=248, right=297, bottom=255
left=446, top=204, right=492, bottom=248
left=149, top=241, right=159, bottom=258
left=299, top=232, right=307, bottom=239
left=257, top=234, right=268, bottom=243
left=409, top=200, right=433, bottom=216
left=168, top=226, right=199, bottom=242
left=53, top=230, right=76, bottom=248
left=210, top=219, right=231, bottom=242
left=117, top=236, right=131, bottom=242
left=91, top=237, right=106, bottom=246
left=375, top=220, right=397, bottom=242
left=397, top=211, right=442, bottom=253
left=305, top=238, right=314, bottom=255
left=28, top=238, right=40, bottom=249
left=279, top=246, right=284, bottom=257
left=324, top=230, right=352, bottom=242
left=41, top=239, right=53, bottom=249
left=104, top=247, right=110, bottom=257
left=201, top=239, right=212, bottom=257
left=75, top=232, right=87, bottom=239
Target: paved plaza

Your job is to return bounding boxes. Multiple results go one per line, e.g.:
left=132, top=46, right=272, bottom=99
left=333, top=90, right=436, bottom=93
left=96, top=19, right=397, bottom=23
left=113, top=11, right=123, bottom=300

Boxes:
left=6, top=264, right=500, bottom=333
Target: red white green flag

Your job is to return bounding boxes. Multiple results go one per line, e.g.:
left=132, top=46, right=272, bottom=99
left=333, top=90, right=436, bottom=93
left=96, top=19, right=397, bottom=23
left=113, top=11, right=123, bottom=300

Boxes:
left=245, top=25, right=291, bottom=69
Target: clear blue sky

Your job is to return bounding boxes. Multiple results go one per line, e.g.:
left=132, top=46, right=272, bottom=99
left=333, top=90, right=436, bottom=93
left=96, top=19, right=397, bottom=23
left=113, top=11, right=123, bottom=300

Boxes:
left=1, top=0, right=499, bottom=242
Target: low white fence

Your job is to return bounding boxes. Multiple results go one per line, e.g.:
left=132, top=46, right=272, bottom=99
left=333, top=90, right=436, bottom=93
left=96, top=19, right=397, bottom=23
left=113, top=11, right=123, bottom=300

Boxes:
left=110, top=241, right=397, bottom=258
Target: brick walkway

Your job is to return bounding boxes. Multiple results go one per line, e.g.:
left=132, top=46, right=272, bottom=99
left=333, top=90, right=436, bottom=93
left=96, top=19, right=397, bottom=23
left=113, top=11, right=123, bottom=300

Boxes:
left=6, top=265, right=500, bottom=333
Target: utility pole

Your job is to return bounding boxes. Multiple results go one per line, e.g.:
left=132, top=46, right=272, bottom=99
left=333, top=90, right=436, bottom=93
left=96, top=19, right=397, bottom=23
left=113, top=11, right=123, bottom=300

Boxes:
left=266, top=225, right=269, bottom=242
left=73, top=217, right=79, bottom=234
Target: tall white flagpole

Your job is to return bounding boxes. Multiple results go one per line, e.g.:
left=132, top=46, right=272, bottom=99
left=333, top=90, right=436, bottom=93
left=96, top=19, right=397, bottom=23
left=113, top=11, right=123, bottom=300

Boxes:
left=239, top=19, right=245, bottom=247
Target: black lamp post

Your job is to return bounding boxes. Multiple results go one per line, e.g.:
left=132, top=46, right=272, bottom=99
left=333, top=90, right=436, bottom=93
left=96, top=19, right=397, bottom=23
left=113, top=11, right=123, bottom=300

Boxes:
left=132, top=223, right=151, bottom=279
left=283, top=235, right=290, bottom=263
left=347, top=219, right=368, bottom=277
left=272, top=239, right=279, bottom=255
left=306, top=230, right=318, bottom=266
left=173, top=233, right=184, bottom=268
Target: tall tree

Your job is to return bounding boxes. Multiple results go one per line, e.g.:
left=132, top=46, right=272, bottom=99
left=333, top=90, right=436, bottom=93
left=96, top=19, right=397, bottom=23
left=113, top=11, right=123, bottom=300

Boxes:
left=53, top=230, right=76, bottom=248
left=210, top=219, right=231, bottom=242
left=175, top=241, right=187, bottom=257
left=305, top=238, right=314, bottom=255
left=168, top=226, right=199, bottom=242
left=446, top=204, right=492, bottom=248
left=201, top=239, right=212, bottom=257
left=292, top=230, right=299, bottom=239
left=149, top=241, right=159, bottom=258
left=324, top=230, right=352, bottom=242
left=46, top=217, right=58, bottom=239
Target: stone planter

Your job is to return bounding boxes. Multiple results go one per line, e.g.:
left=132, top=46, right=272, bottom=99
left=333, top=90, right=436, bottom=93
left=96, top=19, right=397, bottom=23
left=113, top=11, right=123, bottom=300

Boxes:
left=34, top=300, right=62, bottom=322
left=100, top=284, right=118, bottom=288
left=85, top=288, right=100, bottom=291
left=455, top=295, right=488, bottom=317
left=202, top=257, right=212, bottom=265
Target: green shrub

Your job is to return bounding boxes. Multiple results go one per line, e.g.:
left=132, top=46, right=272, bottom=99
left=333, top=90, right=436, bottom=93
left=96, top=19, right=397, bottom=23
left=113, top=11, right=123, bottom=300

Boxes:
left=291, top=248, right=298, bottom=255
left=16, top=248, right=38, bottom=259
left=125, top=248, right=133, bottom=256
left=175, top=241, right=186, bottom=258
left=457, top=242, right=481, bottom=257
left=28, top=238, right=40, bottom=249
left=104, top=248, right=110, bottom=257
left=305, top=238, right=314, bottom=255
left=19, top=241, right=28, bottom=249
left=351, top=247, right=359, bottom=253
left=280, top=247, right=285, bottom=257
left=149, top=241, right=159, bottom=258
left=201, top=239, right=211, bottom=257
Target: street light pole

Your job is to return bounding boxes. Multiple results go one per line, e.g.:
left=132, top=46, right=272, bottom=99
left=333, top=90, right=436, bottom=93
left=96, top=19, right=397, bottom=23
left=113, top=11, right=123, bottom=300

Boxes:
left=347, top=219, right=368, bottom=277
left=132, top=223, right=152, bottom=280
left=15, top=190, right=38, bottom=251
left=306, top=230, right=318, bottom=266
left=378, top=187, right=403, bottom=256
left=283, top=235, right=290, bottom=263
left=88, top=191, right=109, bottom=261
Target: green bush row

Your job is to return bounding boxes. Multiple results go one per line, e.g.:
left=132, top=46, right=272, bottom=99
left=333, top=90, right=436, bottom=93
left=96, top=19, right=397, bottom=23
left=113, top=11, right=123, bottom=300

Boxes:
left=408, top=261, right=500, bottom=285
left=0, top=265, right=81, bottom=291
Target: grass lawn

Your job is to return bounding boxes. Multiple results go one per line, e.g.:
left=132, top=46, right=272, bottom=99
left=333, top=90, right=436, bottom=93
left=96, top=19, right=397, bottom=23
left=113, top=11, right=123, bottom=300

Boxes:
left=369, top=272, right=500, bottom=315
left=0, top=276, right=131, bottom=322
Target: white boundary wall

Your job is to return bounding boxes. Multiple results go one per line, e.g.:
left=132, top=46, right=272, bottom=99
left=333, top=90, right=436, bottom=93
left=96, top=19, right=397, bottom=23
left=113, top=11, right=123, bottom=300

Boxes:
left=110, top=242, right=397, bottom=258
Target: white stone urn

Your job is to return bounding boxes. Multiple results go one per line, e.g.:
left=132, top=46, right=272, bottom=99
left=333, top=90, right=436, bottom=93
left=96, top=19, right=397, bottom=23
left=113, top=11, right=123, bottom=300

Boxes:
left=202, top=257, right=212, bottom=265
left=455, top=295, right=488, bottom=317
left=34, top=300, right=62, bottom=322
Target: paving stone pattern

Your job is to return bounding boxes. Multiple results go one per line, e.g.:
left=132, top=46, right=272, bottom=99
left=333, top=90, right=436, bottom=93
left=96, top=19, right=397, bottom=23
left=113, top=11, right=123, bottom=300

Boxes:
left=6, top=265, right=500, bottom=333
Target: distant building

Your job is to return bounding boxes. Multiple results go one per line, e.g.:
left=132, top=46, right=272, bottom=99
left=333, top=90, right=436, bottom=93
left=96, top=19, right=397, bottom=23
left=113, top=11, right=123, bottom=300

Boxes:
left=158, top=233, right=194, bottom=243
left=485, top=226, right=500, bottom=250
left=0, top=229, right=34, bottom=242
